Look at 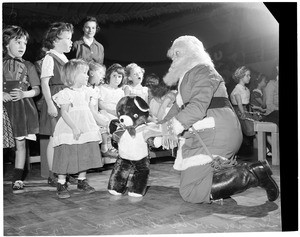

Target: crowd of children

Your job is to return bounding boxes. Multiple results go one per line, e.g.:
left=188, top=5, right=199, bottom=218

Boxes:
left=2, top=19, right=176, bottom=199
left=2, top=18, right=278, bottom=200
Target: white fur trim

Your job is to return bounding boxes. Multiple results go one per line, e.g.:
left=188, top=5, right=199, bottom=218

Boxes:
left=172, top=117, right=185, bottom=135
left=176, top=90, right=184, bottom=108
left=128, top=192, right=143, bottom=197
left=153, top=137, right=162, bottom=148
left=189, top=117, right=215, bottom=131
left=108, top=190, right=122, bottom=196
left=173, top=137, right=226, bottom=171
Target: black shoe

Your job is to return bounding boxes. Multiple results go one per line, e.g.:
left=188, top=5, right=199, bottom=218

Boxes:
left=48, top=176, right=58, bottom=187
left=12, top=180, right=25, bottom=194
left=67, top=174, right=78, bottom=184
left=57, top=182, right=70, bottom=199
left=77, top=179, right=95, bottom=194
left=249, top=160, right=279, bottom=202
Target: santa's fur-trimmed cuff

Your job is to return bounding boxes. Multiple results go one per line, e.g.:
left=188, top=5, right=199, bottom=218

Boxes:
left=172, top=117, right=185, bottom=135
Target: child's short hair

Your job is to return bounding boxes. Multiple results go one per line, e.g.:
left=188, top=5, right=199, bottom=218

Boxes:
left=125, top=63, right=145, bottom=78
left=88, top=61, right=106, bottom=73
left=144, top=73, right=160, bottom=88
left=105, top=63, right=125, bottom=87
left=43, top=22, right=73, bottom=50
left=232, top=66, right=251, bottom=83
left=80, top=16, right=100, bottom=33
left=88, top=62, right=106, bottom=83
left=3, top=25, right=29, bottom=56
left=62, top=59, right=89, bottom=87
left=145, top=73, right=171, bottom=98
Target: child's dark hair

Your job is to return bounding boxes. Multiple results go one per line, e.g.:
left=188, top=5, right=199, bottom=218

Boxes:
left=3, top=25, right=29, bottom=56
left=105, top=63, right=125, bottom=87
left=145, top=73, right=171, bottom=98
left=43, top=22, right=73, bottom=50
left=250, top=73, right=268, bottom=91
left=80, top=16, right=100, bottom=33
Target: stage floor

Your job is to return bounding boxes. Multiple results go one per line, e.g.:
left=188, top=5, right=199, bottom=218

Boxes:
left=2, top=152, right=281, bottom=235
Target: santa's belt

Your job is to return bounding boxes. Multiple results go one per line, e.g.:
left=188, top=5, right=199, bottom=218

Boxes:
left=181, top=97, right=232, bottom=110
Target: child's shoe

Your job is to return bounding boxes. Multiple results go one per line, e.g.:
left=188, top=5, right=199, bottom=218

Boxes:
left=66, top=174, right=78, bottom=185
left=12, top=180, right=25, bottom=194
left=77, top=179, right=95, bottom=194
left=57, top=182, right=70, bottom=199
left=48, top=176, right=58, bottom=187
left=102, top=147, right=118, bottom=158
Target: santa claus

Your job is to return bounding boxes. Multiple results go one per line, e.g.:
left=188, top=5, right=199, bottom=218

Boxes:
left=161, top=35, right=279, bottom=204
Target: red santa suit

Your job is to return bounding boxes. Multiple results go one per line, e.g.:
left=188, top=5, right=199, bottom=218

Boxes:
left=164, top=64, right=242, bottom=203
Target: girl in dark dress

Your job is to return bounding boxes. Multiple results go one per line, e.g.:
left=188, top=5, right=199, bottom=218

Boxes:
left=3, top=25, right=40, bottom=193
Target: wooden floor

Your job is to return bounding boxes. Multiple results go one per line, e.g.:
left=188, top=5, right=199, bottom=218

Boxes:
left=2, top=148, right=281, bottom=235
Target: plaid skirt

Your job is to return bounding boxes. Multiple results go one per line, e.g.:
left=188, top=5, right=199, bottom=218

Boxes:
left=3, top=106, right=15, bottom=148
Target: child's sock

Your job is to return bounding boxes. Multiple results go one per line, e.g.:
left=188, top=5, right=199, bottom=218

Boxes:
left=101, top=144, right=108, bottom=153
left=77, top=177, right=86, bottom=181
left=57, top=178, right=66, bottom=185
left=12, top=168, right=24, bottom=183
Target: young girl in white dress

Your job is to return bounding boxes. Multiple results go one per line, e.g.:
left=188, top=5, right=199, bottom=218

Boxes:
left=98, top=63, right=125, bottom=121
left=52, top=59, right=103, bottom=199
left=88, top=62, right=118, bottom=158
left=124, top=63, right=148, bottom=103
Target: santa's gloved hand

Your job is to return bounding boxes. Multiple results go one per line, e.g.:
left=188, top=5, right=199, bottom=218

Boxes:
left=161, top=120, right=178, bottom=150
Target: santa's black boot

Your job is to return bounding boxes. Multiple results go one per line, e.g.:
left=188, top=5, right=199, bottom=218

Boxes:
left=211, top=160, right=279, bottom=202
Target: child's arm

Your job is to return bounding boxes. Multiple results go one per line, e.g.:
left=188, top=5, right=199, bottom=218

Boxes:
left=124, top=86, right=131, bottom=96
left=157, top=93, right=176, bottom=121
left=234, top=94, right=246, bottom=119
left=89, top=99, right=109, bottom=127
left=41, top=77, right=58, bottom=117
left=254, top=97, right=266, bottom=109
left=9, top=86, right=40, bottom=101
left=60, top=103, right=81, bottom=140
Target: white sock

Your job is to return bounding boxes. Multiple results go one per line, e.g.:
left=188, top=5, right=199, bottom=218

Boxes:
left=128, top=192, right=143, bottom=197
left=101, top=144, right=108, bottom=153
left=58, top=179, right=66, bottom=184
left=108, top=190, right=122, bottom=196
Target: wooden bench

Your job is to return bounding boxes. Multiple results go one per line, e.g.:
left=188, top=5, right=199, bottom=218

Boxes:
left=254, top=121, right=279, bottom=165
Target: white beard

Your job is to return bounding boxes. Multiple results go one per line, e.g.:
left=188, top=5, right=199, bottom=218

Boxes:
left=163, top=55, right=201, bottom=87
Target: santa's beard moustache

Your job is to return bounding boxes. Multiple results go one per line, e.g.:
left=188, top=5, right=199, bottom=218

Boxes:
left=163, top=60, right=187, bottom=87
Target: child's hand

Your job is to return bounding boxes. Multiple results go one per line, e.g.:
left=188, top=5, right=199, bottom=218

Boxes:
left=72, top=127, right=82, bottom=140
left=48, top=102, right=58, bottom=117
left=148, top=115, right=158, bottom=123
left=9, top=88, right=24, bottom=101
left=259, top=107, right=267, bottom=113
left=240, top=113, right=246, bottom=120
left=3, top=92, right=12, bottom=102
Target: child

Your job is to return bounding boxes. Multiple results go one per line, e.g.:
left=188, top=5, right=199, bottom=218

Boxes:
left=145, top=73, right=176, bottom=122
left=250, top=73, right=267, bottom=114
left=230, top=66, right=251, bottom=119
left=87, top=62, right=118, bottom=158
left=3, top=25, right=40, bottom=193
left=98, top=63, right=125, bottom=121
left=39, top=22, right=74, bottom=186
left=52, top=59, right=103, bottom=199
left=124, top=63, right=148, bottom=103
left=230, top=66, right=261, bottom=137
